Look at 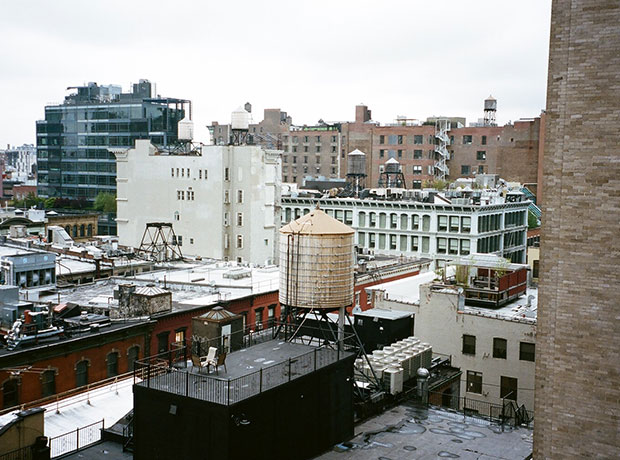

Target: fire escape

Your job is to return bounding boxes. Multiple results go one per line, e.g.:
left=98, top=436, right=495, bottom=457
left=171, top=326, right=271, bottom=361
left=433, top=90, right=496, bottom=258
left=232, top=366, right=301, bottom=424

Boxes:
left=434, top=119, right=451, bottom=180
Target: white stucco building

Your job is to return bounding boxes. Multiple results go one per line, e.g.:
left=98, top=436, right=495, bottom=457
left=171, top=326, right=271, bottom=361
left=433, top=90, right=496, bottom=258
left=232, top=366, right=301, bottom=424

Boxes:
left=281, top=189, right=529, bottom=268
left=115, top=140, right=281, bottom=264
left=366, top=257, right=536, bottom=412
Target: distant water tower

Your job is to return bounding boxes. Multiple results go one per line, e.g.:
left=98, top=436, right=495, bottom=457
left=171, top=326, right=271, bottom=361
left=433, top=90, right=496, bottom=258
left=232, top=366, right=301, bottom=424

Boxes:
left=378, top=158, right=406, bottom=189
left=484, top=95, right=497, bottom=127
left=345, top=149, right=367, bottom=197
left=230, top=106, right=251, bottom=145
left=279, top=207, right=355, bottom=343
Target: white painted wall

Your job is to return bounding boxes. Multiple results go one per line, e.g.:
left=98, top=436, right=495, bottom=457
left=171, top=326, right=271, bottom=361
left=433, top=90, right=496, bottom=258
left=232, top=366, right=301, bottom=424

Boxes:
left=116, top=141, right=281, bottom=265
left=372, top=282, right=536, bottom=411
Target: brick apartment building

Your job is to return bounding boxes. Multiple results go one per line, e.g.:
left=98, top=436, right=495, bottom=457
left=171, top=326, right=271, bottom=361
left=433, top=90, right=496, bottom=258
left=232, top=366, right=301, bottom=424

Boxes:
left=534, top=0, right=620, bottom=457
left=209, top=101, right=545, bottom=200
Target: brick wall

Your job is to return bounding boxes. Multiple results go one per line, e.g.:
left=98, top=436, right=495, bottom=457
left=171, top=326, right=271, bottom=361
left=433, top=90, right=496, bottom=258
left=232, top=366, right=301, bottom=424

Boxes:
left=533, top=1, right=620, bottom=457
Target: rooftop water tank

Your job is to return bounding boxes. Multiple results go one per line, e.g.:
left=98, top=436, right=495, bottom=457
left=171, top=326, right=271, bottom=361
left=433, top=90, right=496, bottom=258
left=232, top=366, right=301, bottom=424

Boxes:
left=484, top=95, right=497, bottom=111
left=385, top=157, right=401, bottom=173
left=231, top=106, right=251, bottom=130
left=347, top=149, right=366, bottom=176
left=279, top=208, right=354, bottom=310
left=177, top=115, right=194, bottom=141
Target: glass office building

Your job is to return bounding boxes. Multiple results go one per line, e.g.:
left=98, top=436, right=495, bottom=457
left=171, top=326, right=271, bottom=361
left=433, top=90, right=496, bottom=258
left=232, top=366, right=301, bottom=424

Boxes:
left=36, top=80, right=189, bottom=233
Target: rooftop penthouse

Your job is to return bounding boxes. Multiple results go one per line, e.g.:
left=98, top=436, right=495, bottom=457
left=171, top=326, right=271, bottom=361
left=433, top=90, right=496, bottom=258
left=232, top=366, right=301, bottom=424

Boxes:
left=134, top=337, right=353, bottom=406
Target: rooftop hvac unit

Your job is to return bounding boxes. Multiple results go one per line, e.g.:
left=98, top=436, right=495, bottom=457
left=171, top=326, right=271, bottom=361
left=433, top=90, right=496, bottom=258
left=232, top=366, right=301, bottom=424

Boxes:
left=383, top=366, right=404, bottom=395
left=395, top=353, right=410, bottom=381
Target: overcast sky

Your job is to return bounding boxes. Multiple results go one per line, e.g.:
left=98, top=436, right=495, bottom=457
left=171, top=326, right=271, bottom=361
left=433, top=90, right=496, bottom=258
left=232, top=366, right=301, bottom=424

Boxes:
left=0, top=0, right=551, bottom=146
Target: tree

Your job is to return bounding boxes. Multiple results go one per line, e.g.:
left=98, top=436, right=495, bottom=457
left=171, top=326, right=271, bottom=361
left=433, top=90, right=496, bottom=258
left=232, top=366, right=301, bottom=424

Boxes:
left=94, top=193, right=117, bottom=213
left=528, top=210, right=540, bottom=229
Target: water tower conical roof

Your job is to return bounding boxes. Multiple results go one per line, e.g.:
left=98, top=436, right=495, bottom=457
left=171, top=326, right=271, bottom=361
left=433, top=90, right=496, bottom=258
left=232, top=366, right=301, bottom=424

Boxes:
left=280, top=208, right=354, bottom=236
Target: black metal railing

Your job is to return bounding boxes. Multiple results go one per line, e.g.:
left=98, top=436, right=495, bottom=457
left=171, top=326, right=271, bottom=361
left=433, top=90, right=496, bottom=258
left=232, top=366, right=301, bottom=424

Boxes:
left=49, top=419, right=104, bottom=458
left=134, top=329, right=355, bottom=406
left=427, top=390, right=533, bottom=426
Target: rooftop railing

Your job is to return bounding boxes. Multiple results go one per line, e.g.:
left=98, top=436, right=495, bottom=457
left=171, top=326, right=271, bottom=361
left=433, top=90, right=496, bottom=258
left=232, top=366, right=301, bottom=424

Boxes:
left=134, top=324, right=357, bottom=406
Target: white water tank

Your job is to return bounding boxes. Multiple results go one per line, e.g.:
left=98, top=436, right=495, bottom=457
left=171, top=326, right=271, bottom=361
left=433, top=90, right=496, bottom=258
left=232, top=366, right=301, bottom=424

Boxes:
left=178, top=116, right=194, bottom=141
left=231, top=106, right=251, bottom=130
left=347, top=149, right=366, bottom=176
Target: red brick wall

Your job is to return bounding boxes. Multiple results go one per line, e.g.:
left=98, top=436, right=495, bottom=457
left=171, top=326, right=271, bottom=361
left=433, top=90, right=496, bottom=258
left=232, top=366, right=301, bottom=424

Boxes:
left=0, top=334, right=147, bottom=409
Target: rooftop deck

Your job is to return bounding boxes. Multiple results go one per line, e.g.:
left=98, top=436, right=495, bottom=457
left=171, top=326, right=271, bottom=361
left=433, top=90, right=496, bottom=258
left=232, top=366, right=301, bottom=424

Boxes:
left=134, top=339, right=354, bottom=406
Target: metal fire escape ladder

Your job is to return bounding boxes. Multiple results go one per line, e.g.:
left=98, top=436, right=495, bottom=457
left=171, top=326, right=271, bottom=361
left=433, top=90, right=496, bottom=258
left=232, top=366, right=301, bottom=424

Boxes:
left=434, top=119, right=451, bottom=180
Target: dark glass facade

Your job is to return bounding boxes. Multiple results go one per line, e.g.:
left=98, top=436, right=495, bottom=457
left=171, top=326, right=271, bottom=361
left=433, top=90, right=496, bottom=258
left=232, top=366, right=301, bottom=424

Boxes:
left=36, top=80, right=187, bottom=234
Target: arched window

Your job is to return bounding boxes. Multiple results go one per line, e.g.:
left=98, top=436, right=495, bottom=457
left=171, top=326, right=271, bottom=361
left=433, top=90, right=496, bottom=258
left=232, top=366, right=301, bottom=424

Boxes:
left=107, top=352, right=119, bottom=377
left=79, top=224, right=85, bottom=237
left=41, top=370, right=56, bottom=397
left=72, top=225, right=78, bottom=237
left=76, top=360, right=89, bottom=387
left=87, top=224, right=93, bottom=236
left=3, top=378, right=19, bottom=409
left=127, top=346, right=140, bottom=372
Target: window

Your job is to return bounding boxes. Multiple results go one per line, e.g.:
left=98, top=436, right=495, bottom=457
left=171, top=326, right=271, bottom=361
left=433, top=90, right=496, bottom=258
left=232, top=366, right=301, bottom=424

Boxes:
left=316, top=135, right=321, bottom=142
left=237, top=212, right=243, bottom=226
left=268, top=305, right=276, bottom=327
left=369, top=233, right=376, bottom=248
left=500, top=376, right=518, bottom=401
left=461, top=165, right=470, bottom=175
left=316, top=146, right=321, bottom=153
left=461, top=216, right=471, bottom=233
left=379, top=135, right=385, bottom=144
left=3, top=378, right=19, bottom=409
left=398, top=135, right=403, bottom=144
left=107, top=352, right=119, bottom=377
left=422, top=215, right=430, bottom=232
left=411, top=236, right=419, bottom=251
left=462, top=334, right=476, bottom=355
left=255, top=308, right=263, bottom=330
left=331, top=156, right=336, bottom=164
left=379, top=149, right=385, bottom=158
left=493, top=338, right=507, bottom=359
left=438, top=215, right=448, bottom=232
left=449, top=238, right=458, bottom=255
left=303, top=155, right=308, bottom=163
left=389, top=234, right=397, bottom=250
left=520, top=342, right=535, bottom=362
left=171, top=167, right=174, bottom=177
left=413, top=135, right=423, bottom=144
left=236, top=235, right=243, bottom=249
left=42, top=370, right=56, bottom=397
left=481, top=135, right=487, bottom=145
left=463, top=135, right=473, bottom=144
left=369, top=212, right=376, bottom=228
left=413, top=165, right=422, bottom=175
left=157, top=332, right=169, bottom=353
left=390, top=213, right=398, bottom=229
left=223, top=212, right=229, bottom=226
left=293, top=156, right=297, bottom=163
left=225, top=167, right=230, bottom=181
left=437, top=238, right=447, bottom=254
left=460, top=239, right=470, bottom=255
left=450, top=216, right=460, bottom=232
left=76, top=360, right=88, bottom=387
left=224, top=190, right=230, bottom=203
left=203, top=169, right=208, bottom=179
left=477, top=151, right=486, bottom=161
left=128, top=346, right=140, bottom=371
left=478, top=165, right=485, bottom=174
left=237, top=190, right=244, bottom=203
left=414, top=149, right=422, bottom=159
left=466, top=371, right=482, bottom=394
left=411, top=214, right=419, bottom=230
left=358, top=212, right=366, bottom=227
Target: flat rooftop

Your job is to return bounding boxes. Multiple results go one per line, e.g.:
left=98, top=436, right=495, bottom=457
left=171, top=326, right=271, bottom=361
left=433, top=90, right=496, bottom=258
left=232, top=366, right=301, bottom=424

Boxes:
left=0, top=319, right=150, bottom=357
left=315, top=401, right=532, bottom=460
left=38, top=260, right=279, bottom=311
left=136, top=339, right=352, bottom=406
